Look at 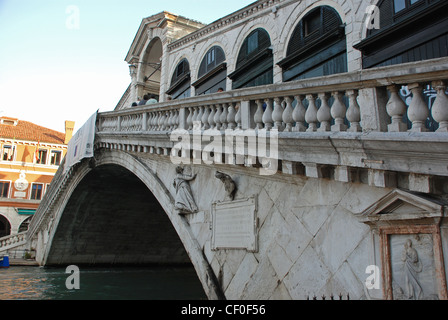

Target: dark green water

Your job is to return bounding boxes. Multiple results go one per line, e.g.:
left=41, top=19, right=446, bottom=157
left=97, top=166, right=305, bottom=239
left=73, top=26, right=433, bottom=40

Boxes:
left=0, top=266, right=207, bottom=300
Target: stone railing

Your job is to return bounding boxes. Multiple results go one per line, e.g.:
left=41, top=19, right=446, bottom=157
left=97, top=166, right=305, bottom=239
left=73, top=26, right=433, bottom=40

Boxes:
left=0, top=232, right=27, bottom=253
left=96, top=58, right=448, bottom=192
left=99, top=58, right=448, bottom=135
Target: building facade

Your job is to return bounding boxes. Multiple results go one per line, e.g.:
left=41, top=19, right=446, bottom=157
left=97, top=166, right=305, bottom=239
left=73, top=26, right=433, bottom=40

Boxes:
left=117, top=0, right=447, bottom=115
left=0, top=117, right=74, bottom=238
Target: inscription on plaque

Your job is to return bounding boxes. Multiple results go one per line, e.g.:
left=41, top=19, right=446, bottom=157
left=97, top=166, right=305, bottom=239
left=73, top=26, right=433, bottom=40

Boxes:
left=211, top=196, right=258, bottom=252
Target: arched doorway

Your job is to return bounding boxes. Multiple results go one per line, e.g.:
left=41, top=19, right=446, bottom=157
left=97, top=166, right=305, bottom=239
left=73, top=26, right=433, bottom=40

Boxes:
left=0, top=214, right=11, bottom=238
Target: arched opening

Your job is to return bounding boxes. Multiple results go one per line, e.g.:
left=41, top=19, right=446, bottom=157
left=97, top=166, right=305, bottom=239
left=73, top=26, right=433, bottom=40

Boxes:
left=279, top=5, right=347, bottom=81
left=138, top=38, right=163, bottom=100
left=166, top=58, right=191, bottom=100
left=0, top=214, right=11, bottom=238
left=47, top=164, right=192, bottom=266
left=193, top=46, right=227, bottom=95
left=228, top=28, right=273, bottom=89
left=18, top=216, right=32, bottom=233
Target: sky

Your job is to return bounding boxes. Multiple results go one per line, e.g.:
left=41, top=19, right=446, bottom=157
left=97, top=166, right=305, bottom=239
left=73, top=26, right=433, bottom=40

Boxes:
left=0, top=0, right=255, bottom=134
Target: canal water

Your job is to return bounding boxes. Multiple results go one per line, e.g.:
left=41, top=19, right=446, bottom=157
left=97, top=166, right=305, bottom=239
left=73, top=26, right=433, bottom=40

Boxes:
left=0, top=265, right=207, bottom=300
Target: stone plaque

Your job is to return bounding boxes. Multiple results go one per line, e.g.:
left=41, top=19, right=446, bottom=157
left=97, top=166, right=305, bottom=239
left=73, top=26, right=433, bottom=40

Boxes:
left=211, top=196, right=258, bottom=252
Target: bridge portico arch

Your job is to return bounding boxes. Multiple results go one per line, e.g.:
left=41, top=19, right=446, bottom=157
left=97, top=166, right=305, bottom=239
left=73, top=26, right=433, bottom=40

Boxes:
left=39, top=149, right=223, bottom=300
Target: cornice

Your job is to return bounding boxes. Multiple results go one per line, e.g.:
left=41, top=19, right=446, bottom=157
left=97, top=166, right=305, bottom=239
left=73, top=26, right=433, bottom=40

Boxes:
left=167, top=0, right=285, bottom=51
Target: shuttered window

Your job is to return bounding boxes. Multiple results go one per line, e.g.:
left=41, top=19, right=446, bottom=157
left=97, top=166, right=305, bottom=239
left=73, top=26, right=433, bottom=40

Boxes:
left=355, top=0, right=447, bottom=68
left=194, top=46, right=227, bottom=95
left=229, top=28, right=273, bottom=89
left=279, top=6, right=347, bottom=82
left=166, top=59, right=191, bottom=100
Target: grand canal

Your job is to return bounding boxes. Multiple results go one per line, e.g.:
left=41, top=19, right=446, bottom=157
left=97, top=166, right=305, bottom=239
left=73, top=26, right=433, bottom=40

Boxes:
left=0, top=265, right=206, bottom=300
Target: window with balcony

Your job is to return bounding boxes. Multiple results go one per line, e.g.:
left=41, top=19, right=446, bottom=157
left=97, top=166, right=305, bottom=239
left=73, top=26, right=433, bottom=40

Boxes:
left=166, top=58, right=191, bottom=100
left=354, top=0, right=447, bottom=68
left=30, top=183, right=44, bottom=200
left=0, top=181, right=10, bottom=198
left=228, top=28, right=273, bottom=89
left=194, top=46, right=227, bottom=95
left=278, top=6, right=347, bottom=82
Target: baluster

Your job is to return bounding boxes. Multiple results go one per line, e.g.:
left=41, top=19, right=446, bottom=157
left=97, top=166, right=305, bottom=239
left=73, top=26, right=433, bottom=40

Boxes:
left=192, top=107, right=199, bottom=125
left=293, top=95, right=306, bottom=132
left=272, top=97, right=284, bottom=130
left=235, top=103, right=242, bottom=129
left=407, top=83, right=429, bottom=132
left=202, top=105, right=210, bottom=130
left=346, top=89, right=362, bottom=132
left=317, top=92, right=331, bottom=132
left=186, top=107, right=193, bottom=130
left=158, top=111, right=165, bottom=131
left=227, top=102, right=236, bottom=129
left=432, top=81, right=448, bottom=132
left=208, top=104, right=216, bottom=129
left=151, top=112, right=158, bottom=130
left=220, top=103, right=228, bottom=129
left=145, top=113, right=151, bottom=131
left=162, top=111, right=169, bottom=131
left=305, top=94, right=318, bottom=132
left=168, top=110, right=174, bottom=131
left=283, top=96, right=294, bottom=132
left=215, top=104, right=222, bottom=130
left=262, top=98, right=274, bottom=131
left=331, top=91, right=347, bottom=132
left=197, top=106, right=204, bottom=129
left=254, top=99, right=264, bottom=130
left=174, top=109, right=179, bottom=130
left=386, top=85, right=408, bottom=132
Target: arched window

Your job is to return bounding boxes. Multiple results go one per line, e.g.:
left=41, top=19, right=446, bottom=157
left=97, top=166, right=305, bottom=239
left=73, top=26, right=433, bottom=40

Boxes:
left=193, top=46, right=227, bottom=95
left=354, top=0, right=447, bottom=68
left=166, top=58, right=191, bottom=100
left=0, top=214, right=11, bottom=238
left=228, top=28, right=273, bottom=89
left=278, top=6, right=347, bottom=81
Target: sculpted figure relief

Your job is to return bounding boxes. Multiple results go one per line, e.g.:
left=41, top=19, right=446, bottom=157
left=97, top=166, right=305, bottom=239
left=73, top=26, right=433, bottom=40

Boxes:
left=401, top=239, right=423, bottom=300
left=215, top=171, right=236, bottom=201
left=173, top=166, right=198, bottom=214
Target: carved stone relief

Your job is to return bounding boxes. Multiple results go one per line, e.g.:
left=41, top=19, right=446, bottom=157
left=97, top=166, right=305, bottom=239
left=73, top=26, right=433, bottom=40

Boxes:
left=359, top=189, right=448, bottom=300
left=390, top=234, right=438, bottom=300
left=215, top=171, right=236, bottom=201
left=173, top=166, right=198, bottom=214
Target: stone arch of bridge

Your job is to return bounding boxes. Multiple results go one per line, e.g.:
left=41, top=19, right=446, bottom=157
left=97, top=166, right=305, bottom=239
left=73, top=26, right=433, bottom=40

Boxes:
left=43, top=149, right=223, bottom=299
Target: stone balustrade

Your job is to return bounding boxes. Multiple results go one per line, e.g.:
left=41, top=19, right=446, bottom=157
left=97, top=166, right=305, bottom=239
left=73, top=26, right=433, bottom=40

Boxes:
left=0, top=232, right=27, bottom=252
left=98, top=58, right=448, bottom=135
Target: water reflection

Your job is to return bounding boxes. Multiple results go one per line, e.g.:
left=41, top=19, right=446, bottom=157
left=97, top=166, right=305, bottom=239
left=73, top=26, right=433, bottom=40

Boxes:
left=0, top=266, right=206, bottom=300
